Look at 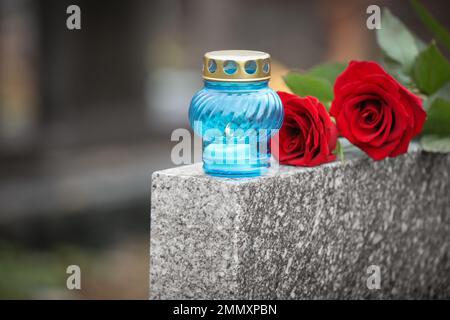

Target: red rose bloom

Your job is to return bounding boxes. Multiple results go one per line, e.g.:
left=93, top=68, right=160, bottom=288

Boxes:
left=273, top=91, right=337, bottom=166
left=330, top=61, right=426, bottom=160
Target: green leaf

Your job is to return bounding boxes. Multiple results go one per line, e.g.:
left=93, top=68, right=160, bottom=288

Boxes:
left=421, top=134, right=450, bottom=153
left=283, top=72, right=333, bottom=106
left=382, top=56, right=414, bottom=86
left=424, top=82, right=450, bottom=109
left=422, top=85, right=450, bottom=136
left=333, top=138, right=345, bottom=161
left=308, top=62, right=347, bottom=84
left=414, top=36, right=427, bottom=52
left=376, top=8, right=421, bottom=73
left=410, top=0, right=450, bottom=53
left=413, top=42, right=450, bottom=95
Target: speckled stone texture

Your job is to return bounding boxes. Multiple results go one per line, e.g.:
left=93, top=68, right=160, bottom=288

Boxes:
left=150, top=149, right=450, bottom=299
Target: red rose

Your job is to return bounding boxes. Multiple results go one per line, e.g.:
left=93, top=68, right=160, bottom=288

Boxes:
left=273, top=91, right=337, bottom=166
left=330, top=61, right=426, bottom=160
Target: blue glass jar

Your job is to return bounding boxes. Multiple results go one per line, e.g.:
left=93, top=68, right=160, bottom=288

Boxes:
left=189, top=50, right=283, bottom=177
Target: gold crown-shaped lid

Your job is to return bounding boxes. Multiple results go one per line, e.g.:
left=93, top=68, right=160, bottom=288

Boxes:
left=203, top=50, right=271, bottom=82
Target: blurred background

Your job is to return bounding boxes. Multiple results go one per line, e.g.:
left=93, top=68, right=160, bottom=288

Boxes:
left=1, top=0, right=449, bottom=299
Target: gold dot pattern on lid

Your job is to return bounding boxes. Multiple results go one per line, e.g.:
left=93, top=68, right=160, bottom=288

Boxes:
left=203, top=50, right=271, bottom=82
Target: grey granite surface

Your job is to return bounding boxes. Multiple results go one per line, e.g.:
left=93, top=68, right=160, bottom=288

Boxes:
left=150, top=147, right=450, bottom=299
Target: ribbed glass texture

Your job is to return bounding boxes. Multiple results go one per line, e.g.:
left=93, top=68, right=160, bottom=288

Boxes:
left=189, top=80, right=283, bottom=177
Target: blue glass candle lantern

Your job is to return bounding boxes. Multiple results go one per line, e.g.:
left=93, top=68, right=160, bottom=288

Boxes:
left=189, top=50, right=283, bottom=177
